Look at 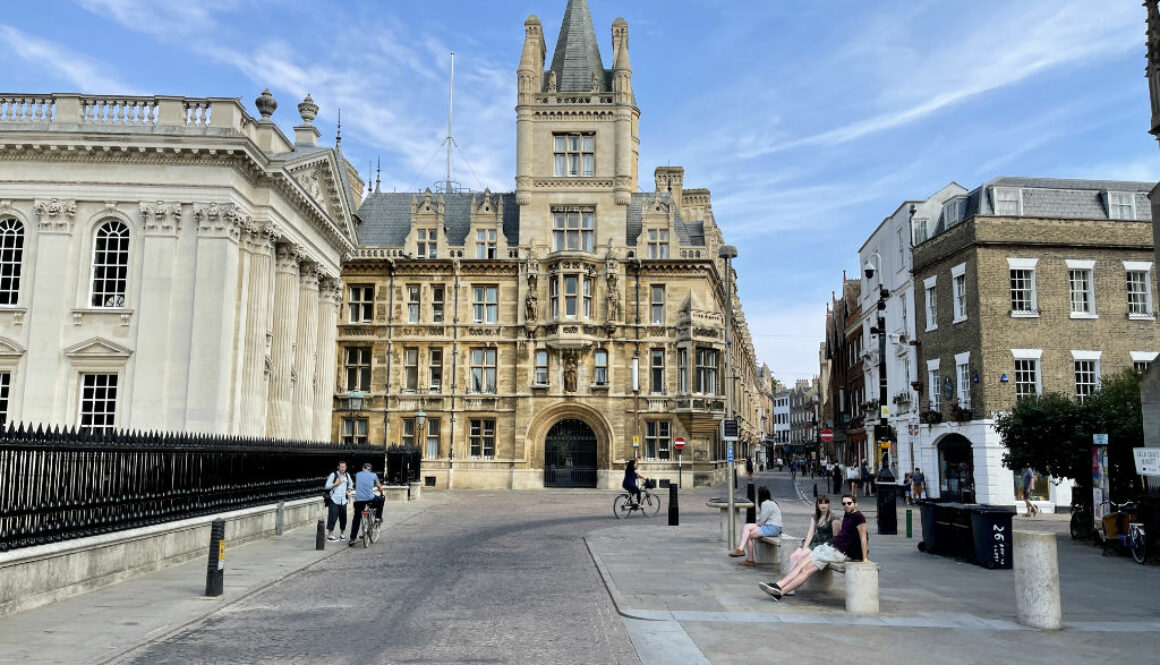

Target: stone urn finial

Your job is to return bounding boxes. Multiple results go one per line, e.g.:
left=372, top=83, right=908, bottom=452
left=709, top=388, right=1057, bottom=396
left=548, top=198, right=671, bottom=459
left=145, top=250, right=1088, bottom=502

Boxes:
left=297, top=94, right=318, bottom=125
left=255, top=89, right=277, bottom=120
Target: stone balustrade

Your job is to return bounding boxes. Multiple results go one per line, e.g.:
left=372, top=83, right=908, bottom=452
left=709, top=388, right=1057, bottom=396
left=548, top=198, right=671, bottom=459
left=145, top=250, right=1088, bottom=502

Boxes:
left=0, top=93, right=250, bottom=134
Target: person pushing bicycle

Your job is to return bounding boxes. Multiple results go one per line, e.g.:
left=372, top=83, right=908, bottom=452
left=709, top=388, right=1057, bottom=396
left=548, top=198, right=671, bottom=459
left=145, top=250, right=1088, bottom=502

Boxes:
left=349, top=462, right=385, bottom=548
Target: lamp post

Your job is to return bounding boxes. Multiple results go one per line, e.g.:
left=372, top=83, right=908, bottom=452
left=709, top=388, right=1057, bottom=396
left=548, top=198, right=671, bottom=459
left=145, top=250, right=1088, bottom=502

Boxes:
left=864, top=259, right=898, bottom=534
left=720, top=244, right=738, bottom=549
left=631, top=353, right=640, bottom=456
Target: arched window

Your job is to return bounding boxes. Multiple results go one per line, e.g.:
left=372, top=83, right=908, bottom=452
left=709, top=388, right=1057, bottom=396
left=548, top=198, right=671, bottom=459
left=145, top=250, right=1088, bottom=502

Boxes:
left=91, top=220, right=130, bottom=307
left=0, top=218, right=24, bottom=305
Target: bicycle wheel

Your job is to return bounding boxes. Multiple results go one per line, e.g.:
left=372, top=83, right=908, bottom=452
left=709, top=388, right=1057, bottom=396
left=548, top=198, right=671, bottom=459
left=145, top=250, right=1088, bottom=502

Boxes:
left=641, top=492, right=661, bottom=517
left=362, top=512, right=372, bottom=548
left=1069, top=510, right=1086, bottom=540
left=613, top=494, right=632, bottom=519
left=1131, top=529, right=1147, bottom=564
left=368, top=515, right=380, bottom=544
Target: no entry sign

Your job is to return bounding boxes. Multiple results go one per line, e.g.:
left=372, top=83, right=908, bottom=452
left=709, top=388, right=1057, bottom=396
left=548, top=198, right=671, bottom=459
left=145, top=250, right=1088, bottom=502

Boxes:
left=820, top=429, right=834, bottom=443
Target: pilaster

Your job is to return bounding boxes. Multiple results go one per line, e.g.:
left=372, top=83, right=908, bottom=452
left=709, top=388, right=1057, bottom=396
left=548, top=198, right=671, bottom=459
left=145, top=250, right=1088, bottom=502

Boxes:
left=237, top=219, right=276, bottom=435
left=292, top=261, right=321, bottom=439
left=267, top=242, right=301, bottom=439
left=313, top=277, right=342, bottom=442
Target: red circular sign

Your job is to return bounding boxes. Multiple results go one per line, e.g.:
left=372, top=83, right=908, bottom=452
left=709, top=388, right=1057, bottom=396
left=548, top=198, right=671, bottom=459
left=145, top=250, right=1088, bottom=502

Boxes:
left=820, top=429, right=834, bottom=442
left=674, top=437, right=687, bottom=450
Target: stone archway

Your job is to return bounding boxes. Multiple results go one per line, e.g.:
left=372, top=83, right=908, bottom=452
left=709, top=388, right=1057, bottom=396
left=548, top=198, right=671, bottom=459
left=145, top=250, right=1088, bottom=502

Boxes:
left=937, top=434, right=974, bottom=502
left=544, top=419, right=598, bottom=487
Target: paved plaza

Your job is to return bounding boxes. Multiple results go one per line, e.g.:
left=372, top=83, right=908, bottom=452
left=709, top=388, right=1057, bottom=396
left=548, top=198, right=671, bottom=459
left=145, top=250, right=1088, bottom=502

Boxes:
left=0, top=471, right=1156, bottom=664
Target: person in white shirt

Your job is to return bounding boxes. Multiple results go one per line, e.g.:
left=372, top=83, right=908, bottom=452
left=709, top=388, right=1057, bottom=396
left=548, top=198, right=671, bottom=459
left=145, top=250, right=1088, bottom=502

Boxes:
left=729, top=486, right=781, bottom=566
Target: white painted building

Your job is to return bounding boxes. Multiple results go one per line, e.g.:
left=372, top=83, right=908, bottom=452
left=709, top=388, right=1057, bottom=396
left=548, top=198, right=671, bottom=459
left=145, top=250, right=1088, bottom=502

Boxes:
left=857, top=183, right=966, bottom=475
left=0, top=92, right=359, bottom=439
left=772, top=389, right=790, bottom=452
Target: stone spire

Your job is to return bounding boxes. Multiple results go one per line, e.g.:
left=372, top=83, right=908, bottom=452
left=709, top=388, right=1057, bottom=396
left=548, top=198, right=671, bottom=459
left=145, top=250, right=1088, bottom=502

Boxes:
left=519, top=15, right=547, bottom=100
left=1147, top=0, right=1160, bottom=139
left=549, top=0, right=605, bottom=93
left=611, top=17, right=632, bottom=103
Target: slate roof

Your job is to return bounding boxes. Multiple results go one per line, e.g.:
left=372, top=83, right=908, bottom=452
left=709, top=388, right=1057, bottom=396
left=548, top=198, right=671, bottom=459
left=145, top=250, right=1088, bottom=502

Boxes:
left=355, top=191, right=520, bottom=248
left=625, top=192, right=706, bottom=248
left=550, top=0, right=606, bottom=92
left=934, top=176, right=1154, bottom=234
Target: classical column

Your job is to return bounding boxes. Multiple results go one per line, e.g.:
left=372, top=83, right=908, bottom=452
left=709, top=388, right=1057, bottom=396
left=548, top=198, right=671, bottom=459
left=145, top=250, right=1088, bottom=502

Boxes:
left=267, top=243, right=301, bottom=439
left=238, top=221, right=275, bottom=436
left=186, top=204, right=245, bottom=434
left=130, top=201, right=182, bottom=430
left=313, top=277, right=342, bottom=442
left=23, top=198, right=77, bottom=425
left=292, top=262, right=321, bottom=439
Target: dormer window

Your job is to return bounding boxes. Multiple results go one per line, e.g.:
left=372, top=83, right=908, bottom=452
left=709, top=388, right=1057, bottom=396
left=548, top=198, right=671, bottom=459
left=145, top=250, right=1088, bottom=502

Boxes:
left=416, top=228, right=437, bottom=258
left=475, top=229, right=497, bottom=259
left=553, top=133, right=595, bottom=177
left=552, top=207, right=595, bottom=252
left=993, top=188, right=1022, bottom=216
left=647, top=229, right=669, bottom=258
left=1108, top=192, right=1135, bottom=220
left=943, top=199, right=964, bottom=226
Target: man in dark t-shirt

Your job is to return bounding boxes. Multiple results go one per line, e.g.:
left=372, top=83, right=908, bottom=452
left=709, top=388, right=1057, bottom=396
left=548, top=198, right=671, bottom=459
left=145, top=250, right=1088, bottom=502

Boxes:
left=758, top=494, right=870, bottom=600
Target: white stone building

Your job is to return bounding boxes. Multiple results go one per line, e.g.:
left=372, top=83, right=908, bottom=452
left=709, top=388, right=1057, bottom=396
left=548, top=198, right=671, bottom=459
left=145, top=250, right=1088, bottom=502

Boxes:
left=0, top=92, right=359, bottom=439
left=857, top=183, right=966, bottom=475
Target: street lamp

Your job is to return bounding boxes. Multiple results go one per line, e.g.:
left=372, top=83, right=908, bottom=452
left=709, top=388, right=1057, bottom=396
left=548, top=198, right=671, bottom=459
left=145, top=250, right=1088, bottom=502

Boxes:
left=719, top=244, right=739, bottom=550
left=866, top=257, right=898, bottom=535
left=346, top=390, right=364, bottom=411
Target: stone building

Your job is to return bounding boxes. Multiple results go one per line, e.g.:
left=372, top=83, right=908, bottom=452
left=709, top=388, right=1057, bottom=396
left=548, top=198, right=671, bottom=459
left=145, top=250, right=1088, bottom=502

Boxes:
left=0, top=91, right=358, bottom=437
left=912, top=176, right=1158, bottom=509
left=824, top=276, right=863, bottom=465
left=334, top=0, right=764, bottom=490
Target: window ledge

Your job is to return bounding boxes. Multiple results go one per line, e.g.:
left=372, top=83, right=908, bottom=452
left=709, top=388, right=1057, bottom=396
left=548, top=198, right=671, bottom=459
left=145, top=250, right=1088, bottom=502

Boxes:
left=1128, top=313, right=1156, bottom=321
left=0, top=307, right=27, bottom=326
left=924, top=325, right=938, bottom=332
left=952, top=316, right=968, bottom=325
left=1069, top=313, right=1098, bottom=320
left=590, top=383, right=610, bottom=391
left=71, top=308, right=134, bottom=327
left=531, top=383, right=549, bottom=391
left=1009, top=310, right=1039, bottom=318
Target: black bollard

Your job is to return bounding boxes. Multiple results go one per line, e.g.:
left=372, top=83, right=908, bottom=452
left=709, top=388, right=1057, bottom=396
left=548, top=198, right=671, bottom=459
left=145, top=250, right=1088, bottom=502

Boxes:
left=315, top=519, right=326, bottom=550
left=668, top=484, right=679, bottom=526
left=745, top=483, right=756, bottom=524
left=204, top=518, right=225, bottom=597
left=813, top=483, right=818, bottom=498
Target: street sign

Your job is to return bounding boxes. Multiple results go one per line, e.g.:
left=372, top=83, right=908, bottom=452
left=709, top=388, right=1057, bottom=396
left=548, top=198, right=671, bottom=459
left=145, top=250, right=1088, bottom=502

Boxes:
left=820, top=429, right=834, bottom=443
left=1093, top=433, right=1108, bottom=445
left=674, top=436, right=686, bottom=450
left=727, top=443, right=734, bottom=463
left=722, top=419, right=739, bottom=442
left=1134, top=447, right=1160, bottom=477
left=632, top=435, right=639, bottom=446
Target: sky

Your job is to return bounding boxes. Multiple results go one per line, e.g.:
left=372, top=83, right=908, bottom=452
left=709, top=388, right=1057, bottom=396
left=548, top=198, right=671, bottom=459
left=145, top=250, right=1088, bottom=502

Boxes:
left=2, top=0, right=1158, bottom=385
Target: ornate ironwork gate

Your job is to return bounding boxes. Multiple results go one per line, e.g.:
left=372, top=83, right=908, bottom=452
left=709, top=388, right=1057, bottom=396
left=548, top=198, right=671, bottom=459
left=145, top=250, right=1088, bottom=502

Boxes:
left=544, top=418, right=597, bottom=488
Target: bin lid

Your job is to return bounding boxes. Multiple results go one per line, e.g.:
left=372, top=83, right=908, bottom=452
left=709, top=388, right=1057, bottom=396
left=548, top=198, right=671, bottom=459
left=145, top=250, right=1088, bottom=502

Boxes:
left=971, top=504, right=1017, bottom=514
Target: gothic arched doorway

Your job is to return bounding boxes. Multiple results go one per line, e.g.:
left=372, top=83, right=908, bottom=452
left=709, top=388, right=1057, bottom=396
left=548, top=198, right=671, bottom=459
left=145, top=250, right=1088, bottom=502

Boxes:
left=938, top=434, right=975, bottom=502
left=544, top=418, right=597, bottom=488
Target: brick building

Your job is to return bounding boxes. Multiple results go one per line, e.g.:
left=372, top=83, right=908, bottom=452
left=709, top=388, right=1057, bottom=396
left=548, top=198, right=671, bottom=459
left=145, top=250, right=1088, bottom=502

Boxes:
left=912, top=177, right=1158, bottom=509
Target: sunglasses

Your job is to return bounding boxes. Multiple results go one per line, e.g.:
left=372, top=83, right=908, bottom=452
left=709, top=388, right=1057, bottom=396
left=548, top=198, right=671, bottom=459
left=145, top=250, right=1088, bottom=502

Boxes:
left=842, top=501, right=855, bottom=506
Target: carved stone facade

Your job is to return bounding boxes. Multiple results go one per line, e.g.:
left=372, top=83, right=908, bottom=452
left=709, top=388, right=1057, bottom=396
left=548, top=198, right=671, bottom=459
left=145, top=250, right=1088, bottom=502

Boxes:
left=335, top=0, right=764, bottom=490
left=0, top=92, right=360, bottom=438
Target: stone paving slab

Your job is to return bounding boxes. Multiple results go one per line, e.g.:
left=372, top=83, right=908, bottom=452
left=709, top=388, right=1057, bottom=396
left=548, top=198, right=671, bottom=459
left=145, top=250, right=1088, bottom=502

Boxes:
left=0, top=497, right=442, bottom=665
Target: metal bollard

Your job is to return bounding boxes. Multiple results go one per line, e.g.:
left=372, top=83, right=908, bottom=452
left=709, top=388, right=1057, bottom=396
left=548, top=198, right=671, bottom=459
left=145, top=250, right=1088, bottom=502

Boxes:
left=745, top=483, right=755, bottom=524
left=668, top=484, right=679, bottom=526
left=204, top=519, right=225, bottom=597
left=813, top=483, right=818, bottom=498
left=275, top=501, right=285, bottom=536
left=315, top=519, right=326, bottom=550
left=906, top=509, right=913, bottom=538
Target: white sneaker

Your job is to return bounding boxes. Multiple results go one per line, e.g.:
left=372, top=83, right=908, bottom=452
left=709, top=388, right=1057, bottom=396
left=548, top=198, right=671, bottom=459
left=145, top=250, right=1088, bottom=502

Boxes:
left=327, top=536, right=339, bottom=542
left=338, top=534, right=346, bottom=540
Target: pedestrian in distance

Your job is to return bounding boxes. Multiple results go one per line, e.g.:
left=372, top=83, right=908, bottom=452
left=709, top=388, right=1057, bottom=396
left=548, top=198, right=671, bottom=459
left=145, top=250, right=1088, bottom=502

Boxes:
left=832, top=463, right=843, bottom=495
left=729, top=485, right=781, bottom=566
left=787, top=495, right=837, bottom=572
left=911, top=467, right=925, bottom=501
left=324, top=461, right=353, bottom=541
left=622, top=458, right=647, bottom=505
left=758, top=494, right=869, bottom=601
left=846, top=460, right=859, bottom=495
left=348, top=462, right=385, bottom=547
left=1021, top=467, right=1039, bottom=516
left=746, top=456, right=754, bottom=477
left=902, top=472, right=912, bottom=505
left=860, top=459, right=874, bottom=497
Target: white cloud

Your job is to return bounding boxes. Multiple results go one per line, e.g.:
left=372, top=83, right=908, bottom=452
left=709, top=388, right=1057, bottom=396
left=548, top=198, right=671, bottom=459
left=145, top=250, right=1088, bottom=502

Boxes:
left=72, top=0, right=240, bottom=38
left=0, top=25, right=142, bottom=94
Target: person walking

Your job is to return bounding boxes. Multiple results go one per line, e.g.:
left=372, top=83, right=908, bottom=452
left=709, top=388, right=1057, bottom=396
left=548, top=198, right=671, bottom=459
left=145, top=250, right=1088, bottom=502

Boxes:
left=758, top=494, right=869, bottom=601
left=729, top=486, right=781, bottom=566
left=1021, top=467, right=1039, bottom=516
left=324, top=461, right=353, bottom=542
left=911, top=467, right=925, bottom=501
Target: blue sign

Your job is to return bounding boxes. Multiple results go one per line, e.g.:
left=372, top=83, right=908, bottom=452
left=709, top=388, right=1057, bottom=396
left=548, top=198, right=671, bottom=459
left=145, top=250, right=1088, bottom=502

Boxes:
left=1093, top=433, right=1108, bottom=445
left=727, top=443, right=734, bottom=463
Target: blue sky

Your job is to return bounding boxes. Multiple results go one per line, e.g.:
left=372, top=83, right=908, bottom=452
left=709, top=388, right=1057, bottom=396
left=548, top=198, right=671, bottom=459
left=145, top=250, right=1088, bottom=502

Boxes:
left=2, top=1, right=1157, bottom=384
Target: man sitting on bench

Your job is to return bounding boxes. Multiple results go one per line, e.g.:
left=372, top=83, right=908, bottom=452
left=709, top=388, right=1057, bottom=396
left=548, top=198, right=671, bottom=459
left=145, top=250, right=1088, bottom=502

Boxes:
left=758, top=493, right=869, bottom=600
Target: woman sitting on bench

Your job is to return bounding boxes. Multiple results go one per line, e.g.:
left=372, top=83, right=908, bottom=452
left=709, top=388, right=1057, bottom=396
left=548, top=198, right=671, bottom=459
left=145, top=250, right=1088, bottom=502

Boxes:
left=729, top=485, right=781, bottom=566
left=787, top=495, right=836, bottom=573
left=758, top=494, right=869, bottom=600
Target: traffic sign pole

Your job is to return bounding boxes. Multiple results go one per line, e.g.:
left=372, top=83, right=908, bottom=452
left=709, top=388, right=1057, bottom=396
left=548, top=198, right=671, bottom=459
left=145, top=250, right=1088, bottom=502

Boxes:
left=674, top=437, right=686, bottom=489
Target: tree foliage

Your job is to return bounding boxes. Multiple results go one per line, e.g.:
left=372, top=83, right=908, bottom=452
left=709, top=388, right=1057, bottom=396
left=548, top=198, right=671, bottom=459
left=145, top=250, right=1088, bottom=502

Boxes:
left=994, top=370, right=1143, bottom=503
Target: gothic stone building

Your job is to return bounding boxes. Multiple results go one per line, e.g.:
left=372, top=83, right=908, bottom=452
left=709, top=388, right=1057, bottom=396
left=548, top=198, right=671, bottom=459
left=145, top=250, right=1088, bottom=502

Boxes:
left=0, top=91, right=360, bottom=438
left=335, top=0, right=763, bottom=490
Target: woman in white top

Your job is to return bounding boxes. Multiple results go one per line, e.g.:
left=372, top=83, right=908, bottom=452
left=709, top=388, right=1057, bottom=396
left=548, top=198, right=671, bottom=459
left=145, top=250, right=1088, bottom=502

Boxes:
left=729, top=486, right=781, bottom=566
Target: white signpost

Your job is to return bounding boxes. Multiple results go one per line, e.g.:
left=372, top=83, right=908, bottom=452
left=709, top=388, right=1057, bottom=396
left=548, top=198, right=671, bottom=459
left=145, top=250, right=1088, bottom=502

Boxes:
left=1134, top=447, right=1160, bottom=477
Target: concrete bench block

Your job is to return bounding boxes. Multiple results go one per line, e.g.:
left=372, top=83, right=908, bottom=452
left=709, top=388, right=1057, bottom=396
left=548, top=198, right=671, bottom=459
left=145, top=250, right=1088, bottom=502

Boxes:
left=382, top=485, right=409, bottom=504
left=754, top=536, right=779, bottom=565
left=407, top=481, right=421, bottom=502
left=1014, top=530, right=1061, bottom=630
left=842, top=562, right=879, bottom=614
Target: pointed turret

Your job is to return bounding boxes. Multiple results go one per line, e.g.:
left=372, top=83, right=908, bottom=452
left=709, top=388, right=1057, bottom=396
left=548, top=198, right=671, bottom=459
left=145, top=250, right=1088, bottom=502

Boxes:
left=549, top=0, right=606, bottom=92
left=611, top=17, right=633, bottom=103
left=519, top=15, right=547, bottom=100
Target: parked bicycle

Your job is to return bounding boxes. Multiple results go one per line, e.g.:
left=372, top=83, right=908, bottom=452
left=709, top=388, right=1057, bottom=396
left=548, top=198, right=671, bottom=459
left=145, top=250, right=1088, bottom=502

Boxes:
left=613, top=479, right=661, bottom=518
left=1094, top=499, right=1147, bottom=564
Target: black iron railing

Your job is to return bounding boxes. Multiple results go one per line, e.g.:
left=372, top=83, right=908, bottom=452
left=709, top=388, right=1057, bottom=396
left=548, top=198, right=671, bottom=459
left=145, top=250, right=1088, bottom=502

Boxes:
left=0, top=424, right=385, bottom=552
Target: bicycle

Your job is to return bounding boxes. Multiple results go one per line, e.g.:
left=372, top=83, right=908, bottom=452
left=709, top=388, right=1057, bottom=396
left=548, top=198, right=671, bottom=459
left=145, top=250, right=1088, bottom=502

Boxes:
left=613, top=479, right=661, bottom=519
left=1094, top=499, right=1147, bottom=564
left=359, top=502, right=382, bottom=548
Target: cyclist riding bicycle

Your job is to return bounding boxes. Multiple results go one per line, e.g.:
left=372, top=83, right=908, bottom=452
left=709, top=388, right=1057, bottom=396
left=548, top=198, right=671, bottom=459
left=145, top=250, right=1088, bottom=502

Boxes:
left=622, top=458, right=648, bottom=506
left=349, top=462, right=385, bottom=548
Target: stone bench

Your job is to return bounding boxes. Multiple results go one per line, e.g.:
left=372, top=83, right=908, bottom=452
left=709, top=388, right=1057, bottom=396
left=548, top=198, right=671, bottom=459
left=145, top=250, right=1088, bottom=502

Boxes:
left=382, top=485, right=409, bottom=504
left=705, top=499, right=754, bottom=543
left=805, top=560, right=880, bottom=614
left=754, top=535, right=799, bottom=570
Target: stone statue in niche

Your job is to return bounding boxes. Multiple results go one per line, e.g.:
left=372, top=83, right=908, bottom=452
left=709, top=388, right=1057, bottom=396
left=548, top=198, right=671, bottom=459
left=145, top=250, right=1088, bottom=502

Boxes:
left=525, top=290, right=538, bottom=322
left=546, top=71, right=557, bottom=92
left=564, top=352, right=578, bottom=393
left=606, top=286, right=619, bottom=322
left=592, top=71, right=601, bottom=91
